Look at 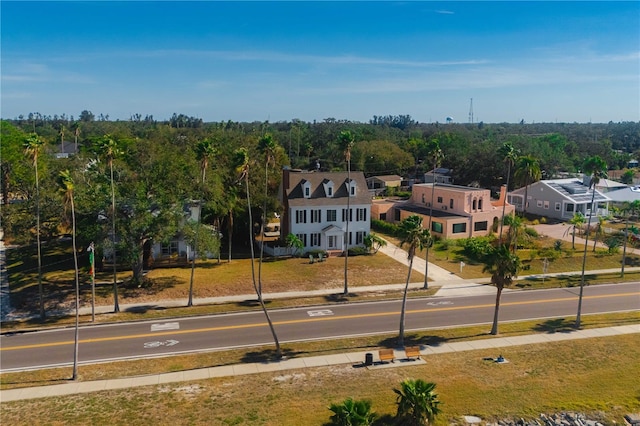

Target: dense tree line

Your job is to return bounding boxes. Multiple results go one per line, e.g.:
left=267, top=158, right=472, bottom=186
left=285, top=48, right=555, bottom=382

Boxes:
left=3, top=114, right=639, bottom=270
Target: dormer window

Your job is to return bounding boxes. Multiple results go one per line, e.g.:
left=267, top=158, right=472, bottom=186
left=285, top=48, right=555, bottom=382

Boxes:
left=346, top=179, right=356, bottom=197
left=302, top=180, right=312, bottom=199
left=323, top=179, right=335, bottom=197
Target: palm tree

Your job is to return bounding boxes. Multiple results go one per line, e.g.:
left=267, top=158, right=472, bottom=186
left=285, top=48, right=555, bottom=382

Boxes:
left=339, top=130, right=355, bottom=296
left=188, top=138, right=217, bottom=307
left=398, top=215, right=431, bottom=346
left=328, top=397, right=377, bottom=426
left=57, top=170, right=80, bottom=380
left=424, top=139, right=443, bottom=289
left=576, top=155, right=607, bottom=328
left=591, top=215, right=607, bottom=252
left=363, top=233, right=387, bottom=254
left=514, top=155, right=541, bottom=216
left=72, top=122, right=80, bottom=154
left=58, top=124, right=66, bottom=154
left=503, top=213, right=523, bottom=254
left=565, top=212, right=586, bottom=249
left=96, top=134, right=122, bottom=313
left=393, top=379, right=441, bottom=426
left=483, top=244, right=521, bottom=335
left=24, top=133, right=46, bottom=319
left=257, top=134, right=277, bottom=297
left=234, top=148, right=282, bottom=359
left=498, top=141, right=519, bottom=245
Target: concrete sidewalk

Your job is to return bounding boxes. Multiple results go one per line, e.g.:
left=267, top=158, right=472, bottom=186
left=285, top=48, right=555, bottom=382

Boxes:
left=2, top=324, right=637, bottom=402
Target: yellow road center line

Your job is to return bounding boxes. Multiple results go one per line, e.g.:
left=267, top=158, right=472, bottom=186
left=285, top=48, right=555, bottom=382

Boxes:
left=2, top=292, right=638, bottom=351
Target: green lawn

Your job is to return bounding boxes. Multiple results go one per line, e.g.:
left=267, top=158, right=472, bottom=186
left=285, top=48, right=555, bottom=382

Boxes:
left=1, top=321, right=638, bottom=425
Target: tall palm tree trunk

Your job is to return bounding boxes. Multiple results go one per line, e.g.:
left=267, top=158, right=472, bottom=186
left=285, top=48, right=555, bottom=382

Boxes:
left=490, top=285, right=503, bottom=335
left=424, top=169, right=437, bottom=289
left=110, top=161, right=119, bottom=313
left=35, top=160, right=44, bottom=319
left=576, top=191, right=595, bottom=328
left=187, top=214, right=201, bottom=307
left=188, top=164, right=207, bottom=307
left=227, top=211, right=233, bottom=262
left=258, top=162, right=268, bottom=298
left=70, top=195, right=80, bottom=380
left=343, top=160, right=351, bottom=295
left=398, top=257, right=414, bottom=347
left=245, top=175, right=281, bottom=358
left=499, top=163, right=511, bottom=245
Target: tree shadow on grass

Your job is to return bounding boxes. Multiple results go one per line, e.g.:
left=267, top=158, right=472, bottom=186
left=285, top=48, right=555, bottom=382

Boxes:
left=324, top=293, right=356, bottom=303
left=240, top=347, right=298, bottom=363
left=124, top=305, right=167, bottom=314
left=622, top=256, right=640, bottom=266
left=377, top=333, right=448, bottom=349
left=235, top=299, right=274, bottom=308
left=533, top=318, right=577, bottom=334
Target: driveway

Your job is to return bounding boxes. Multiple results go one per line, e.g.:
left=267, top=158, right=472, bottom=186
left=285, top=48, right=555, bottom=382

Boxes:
left=532, top=222, right=640, bottom=255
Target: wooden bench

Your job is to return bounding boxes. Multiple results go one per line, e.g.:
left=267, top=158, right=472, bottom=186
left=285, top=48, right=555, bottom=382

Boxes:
left=378, top=348, right=395, bottom=363
left=404, top=346, right=421, bottom=360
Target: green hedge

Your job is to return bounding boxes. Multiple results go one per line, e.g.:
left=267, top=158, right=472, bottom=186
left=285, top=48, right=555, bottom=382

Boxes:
left=371, top=219, right=402, bottom=237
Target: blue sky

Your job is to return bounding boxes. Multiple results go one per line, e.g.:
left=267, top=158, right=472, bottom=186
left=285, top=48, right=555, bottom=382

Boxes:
left=2, top=1, right=639, bottom=124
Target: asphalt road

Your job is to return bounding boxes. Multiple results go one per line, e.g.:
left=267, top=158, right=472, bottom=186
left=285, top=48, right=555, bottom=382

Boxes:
left=1, top=282, right=638, bottom=372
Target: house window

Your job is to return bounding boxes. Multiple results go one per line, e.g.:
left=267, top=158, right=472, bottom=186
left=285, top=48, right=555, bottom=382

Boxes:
left=311, top=209, right=321, bottom=223
left=356, top=208, right=367, bottom=221
left=555, top=202, right=561, bottom=211
left=478, top=199, right=483, bottom=210
left=311, top=233, right=321, bottom=247
left=449, top=199, right=454, bottom=209
left=422, top=194, right=426, bottom=203
left=342, top=208, right=353, bottom=222
left=544, top=201, right=549, bottom=209
left=565, top=204, right=574, bottom=212
left=437, top=196, right=443, bottom=203
left=296, top=233, right=307, bottom=246
left=432, top=222, right=443, bottom=233
left=474, top=221, right=488, bottom=231
left=305, top=187, right=310, bottom=197
left=350, top=185, right=356, bottom=196
left=473, top=199, right=477, bottom=210
left=380, top=213, right=387, bottom=221
left=452, top=223, right=466, bottom=234
left=537, top=200, right=543, bottom=208
left=394, top=209, right=401, bottom=221
left=327, top=209, right=337, bottom=222
left=296, top=210, right=307, bottom=224
left=327, top=187, right=333, bottom=196
left=161, top=241, right=179, bottom=256
left=356, top=231, right=366, bottom=245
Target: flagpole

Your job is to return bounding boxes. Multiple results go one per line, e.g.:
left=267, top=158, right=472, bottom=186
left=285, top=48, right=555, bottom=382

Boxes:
left=89, top=242, right=95, bottom=322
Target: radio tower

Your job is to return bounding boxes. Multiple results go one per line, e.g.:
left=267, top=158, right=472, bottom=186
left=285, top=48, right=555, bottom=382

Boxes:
left=468, top=98, right=474, bottom=124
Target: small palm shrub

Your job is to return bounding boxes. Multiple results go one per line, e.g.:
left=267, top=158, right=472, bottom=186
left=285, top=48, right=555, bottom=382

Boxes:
left=328, top=397, right=376, bottom=426
left=394, top=379, right=441, bottom=425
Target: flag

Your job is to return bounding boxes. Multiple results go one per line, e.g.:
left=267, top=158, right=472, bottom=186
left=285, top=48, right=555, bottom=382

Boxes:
left=88, top=243, right=95, bottom=276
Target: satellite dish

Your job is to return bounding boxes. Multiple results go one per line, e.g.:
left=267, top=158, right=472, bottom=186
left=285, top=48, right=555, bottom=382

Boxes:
left=446, top=116, right=453, bottom=123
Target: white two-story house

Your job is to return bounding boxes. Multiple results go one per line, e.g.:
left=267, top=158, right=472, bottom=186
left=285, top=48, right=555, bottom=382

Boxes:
left=280, top=168, right=371, bottom=254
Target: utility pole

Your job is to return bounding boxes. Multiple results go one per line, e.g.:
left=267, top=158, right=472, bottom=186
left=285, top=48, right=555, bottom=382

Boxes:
left=468, top=98, right=474, bottom=124
left=89, top=242, right=95, bottom=322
